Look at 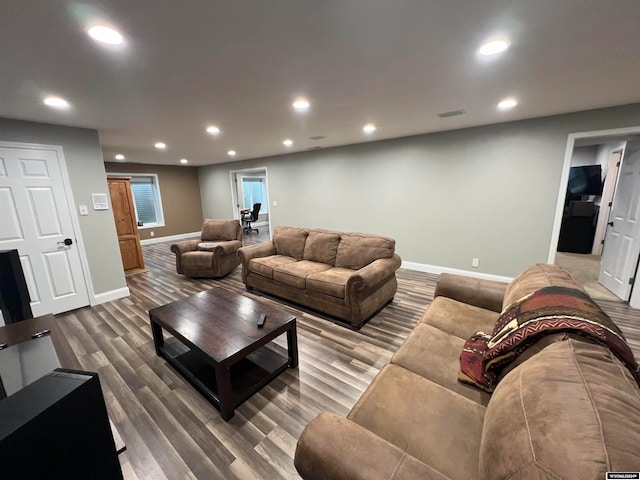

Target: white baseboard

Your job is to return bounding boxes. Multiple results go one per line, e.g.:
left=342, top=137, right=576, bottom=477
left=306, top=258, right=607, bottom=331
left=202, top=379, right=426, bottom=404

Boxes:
left=140, top=231, right=200, bottom=245
left=401, top=261, right=513, bottom=283
left=92, top=286, right=130, bottom=305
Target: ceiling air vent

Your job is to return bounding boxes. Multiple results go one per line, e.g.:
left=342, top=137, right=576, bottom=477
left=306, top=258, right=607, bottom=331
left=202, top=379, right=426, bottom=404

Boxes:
left=309, top=135, right=327, bottom=140
left=437, top=109, right=466, bottom=118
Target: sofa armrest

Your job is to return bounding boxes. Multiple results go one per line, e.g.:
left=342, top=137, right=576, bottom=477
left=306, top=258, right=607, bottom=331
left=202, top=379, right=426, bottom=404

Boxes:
left=347, top=254, right=402, bottom=297
left=434, top=273, right=508, bottom=313
left=295, top=412, right=448, bottom=480
left=237, top=242, right=277, bottom=281
left=170, top=239, right=200, bottom=274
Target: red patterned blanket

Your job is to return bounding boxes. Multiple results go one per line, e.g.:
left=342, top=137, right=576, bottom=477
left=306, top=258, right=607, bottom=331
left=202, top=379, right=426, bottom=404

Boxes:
left=459, top=286, right=640, bottom=392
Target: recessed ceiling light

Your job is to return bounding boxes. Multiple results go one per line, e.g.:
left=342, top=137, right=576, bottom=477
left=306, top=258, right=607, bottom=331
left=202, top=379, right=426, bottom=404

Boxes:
left=206, top=125, right=220, bottom=135
left=479, top=39, right=510, bottom=56
left=180, top=158, right=188, bottom=164
left=43, top=96, right=70, bottom=109
left=292, top=98, right=310, bottom=112
left=363, top=123, right=376, bottom=134
left=154, top=142, right=166, bottom=149
left=227, top=150, right=236, bottom=157
left=497, top=97, right=518, bottom=111
left=283, top=139, right=293, bottom=147
left=114, top=154, right=125, bottom=160
left=87, top=25, right=124, bottom=45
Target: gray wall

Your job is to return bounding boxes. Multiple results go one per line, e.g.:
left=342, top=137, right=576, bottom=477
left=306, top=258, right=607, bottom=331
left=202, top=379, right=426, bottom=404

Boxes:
left=0, top=118, right=125, bottom=296
left=199, top=103, right=640, bottom=278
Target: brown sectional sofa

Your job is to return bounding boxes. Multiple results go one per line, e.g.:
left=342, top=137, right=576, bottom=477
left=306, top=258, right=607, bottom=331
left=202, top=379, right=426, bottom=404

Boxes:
left=237, top=226, right=402, bottom=329
left=294, top=264, right=640, bottom=479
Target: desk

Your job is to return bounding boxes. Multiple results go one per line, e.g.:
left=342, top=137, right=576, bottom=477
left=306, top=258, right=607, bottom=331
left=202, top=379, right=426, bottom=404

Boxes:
left=0, top=314, right=81, bottom=370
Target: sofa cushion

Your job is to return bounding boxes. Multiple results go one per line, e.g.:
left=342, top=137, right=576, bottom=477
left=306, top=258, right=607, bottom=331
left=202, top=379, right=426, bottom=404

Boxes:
left=273, top=226, right=308, bottom=260
left=306, top=267, right=353, bottom=299
left=479, top=338, right=640, bottom=479
left=303, top=230, right=340, bottom=266
left=248, top=255, right=297, bottom=279
left=391, top=323, right=491, bottom=406
left=201, top=219, right=239, bottom=241
left=273, top=260, right=331, bottom=289
left=335, top=233, right=395, bottom=270
left=420, top=296, right=499, bottom=340
left=348, top=364, right=485, bottom=480
left=502, top=263, right=582, bottom=310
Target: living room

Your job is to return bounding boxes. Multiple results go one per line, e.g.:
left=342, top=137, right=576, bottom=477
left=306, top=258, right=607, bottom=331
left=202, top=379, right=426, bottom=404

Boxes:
left=1, top=2, right=640, bottom=479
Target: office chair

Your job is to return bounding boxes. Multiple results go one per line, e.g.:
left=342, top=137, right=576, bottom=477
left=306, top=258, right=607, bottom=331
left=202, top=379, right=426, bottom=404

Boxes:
left=242, top=203, right=261, bottom=234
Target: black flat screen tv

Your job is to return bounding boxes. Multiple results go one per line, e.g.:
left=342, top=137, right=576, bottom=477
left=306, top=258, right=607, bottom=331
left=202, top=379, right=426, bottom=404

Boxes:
left=567, top=165, right=603, bottom=196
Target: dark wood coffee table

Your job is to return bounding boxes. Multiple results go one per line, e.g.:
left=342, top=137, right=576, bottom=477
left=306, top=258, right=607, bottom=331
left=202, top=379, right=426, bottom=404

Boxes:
left=149, top=287, right=298, bottom=420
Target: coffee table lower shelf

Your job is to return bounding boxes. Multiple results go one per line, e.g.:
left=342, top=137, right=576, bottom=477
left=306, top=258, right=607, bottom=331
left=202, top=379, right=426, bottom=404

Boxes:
left=159, top=338, right=290, bottom=419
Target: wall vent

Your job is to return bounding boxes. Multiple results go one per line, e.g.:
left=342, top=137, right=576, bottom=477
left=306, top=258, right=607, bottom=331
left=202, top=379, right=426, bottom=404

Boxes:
left=438, top=109, right=466, bottom=118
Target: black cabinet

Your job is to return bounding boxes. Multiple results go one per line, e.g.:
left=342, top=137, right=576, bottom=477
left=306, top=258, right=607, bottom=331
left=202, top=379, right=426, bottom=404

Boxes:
left=0, top=249, right=32, bottom=323
left=0, top=369, right=124, bottom=479
left=558, top=201, right=597, bottom=254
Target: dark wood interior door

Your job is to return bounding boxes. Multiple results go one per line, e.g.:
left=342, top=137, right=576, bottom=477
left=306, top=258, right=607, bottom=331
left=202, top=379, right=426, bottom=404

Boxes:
left=107, top=177, right=145, bottom=272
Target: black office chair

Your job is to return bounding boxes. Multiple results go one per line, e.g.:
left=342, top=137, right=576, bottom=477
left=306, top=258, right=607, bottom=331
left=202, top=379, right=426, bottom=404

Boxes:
left=241, top=203, right=261, bottom=234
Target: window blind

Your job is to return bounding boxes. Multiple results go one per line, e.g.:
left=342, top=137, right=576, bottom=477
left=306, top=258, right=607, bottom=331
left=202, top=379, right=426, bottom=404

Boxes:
left=130, top=183, right=157, bottom=224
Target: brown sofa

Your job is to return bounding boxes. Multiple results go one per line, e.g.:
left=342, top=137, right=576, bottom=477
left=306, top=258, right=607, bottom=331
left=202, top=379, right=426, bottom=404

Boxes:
left=294, top=264, right=640, bottom=479
left=237, top=226, right=402, bottom=329
left=171, top=219, right=242, bottom=278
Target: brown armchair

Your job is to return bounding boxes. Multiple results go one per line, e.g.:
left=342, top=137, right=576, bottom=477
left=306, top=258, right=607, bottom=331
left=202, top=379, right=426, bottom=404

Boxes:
left=171, top=219, right=242, bottom=278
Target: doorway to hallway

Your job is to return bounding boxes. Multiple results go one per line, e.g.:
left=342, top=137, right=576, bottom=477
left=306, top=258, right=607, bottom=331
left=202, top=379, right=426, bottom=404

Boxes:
left=551, top=127, right=640, bottom=307
left=229, top=167, right=271, bottom=240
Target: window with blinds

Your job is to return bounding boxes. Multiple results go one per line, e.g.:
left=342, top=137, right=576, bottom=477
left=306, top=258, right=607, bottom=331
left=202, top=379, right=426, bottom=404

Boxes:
left=106, top=173, right=164, bottom=228
left=131, top=181, right=157, bottom=224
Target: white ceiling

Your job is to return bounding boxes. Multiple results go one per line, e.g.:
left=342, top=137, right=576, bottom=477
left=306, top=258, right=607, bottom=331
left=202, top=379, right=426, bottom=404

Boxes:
left=1, top=1, right=640, bottom=166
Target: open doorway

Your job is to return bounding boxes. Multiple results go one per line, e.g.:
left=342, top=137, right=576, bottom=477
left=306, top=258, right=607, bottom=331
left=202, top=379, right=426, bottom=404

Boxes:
left=550, top=127, right=640, bottom=307
left=229, top=167, right=271, bottom=244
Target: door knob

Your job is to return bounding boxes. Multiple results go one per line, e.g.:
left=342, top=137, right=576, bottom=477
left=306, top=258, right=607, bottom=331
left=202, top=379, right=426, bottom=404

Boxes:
left=57, top=238, right=73, bottom=246
left=608, top=222, right=614, bottom=227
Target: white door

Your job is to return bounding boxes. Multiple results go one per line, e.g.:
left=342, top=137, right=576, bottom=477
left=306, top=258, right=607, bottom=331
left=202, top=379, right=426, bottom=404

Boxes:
left=599, top=141, right=640, bottom=300
left=0, top=145, right=89, bottom=317
left=592, top=150, right=622, bottom=255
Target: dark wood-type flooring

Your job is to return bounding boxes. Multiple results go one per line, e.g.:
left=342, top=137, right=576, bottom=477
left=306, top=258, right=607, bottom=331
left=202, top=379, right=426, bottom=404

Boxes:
left=54, top=239, right=640, bottom=479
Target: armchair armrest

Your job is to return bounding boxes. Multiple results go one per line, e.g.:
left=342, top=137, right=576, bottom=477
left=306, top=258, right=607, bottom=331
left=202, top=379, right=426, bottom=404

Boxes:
left=211, top=240, right=242, bottom=256
left=170, top=238, right=200, bottom=256
left=434, top=273, right=508, bottom=313
left=170, top=239, right=200, bottom=274
left=346, top=254, right=402, bottom=298
left=294, top=412, right=448, bottom=480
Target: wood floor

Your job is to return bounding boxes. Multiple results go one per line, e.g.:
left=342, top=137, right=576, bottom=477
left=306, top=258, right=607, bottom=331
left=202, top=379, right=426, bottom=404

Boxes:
left=54, top=241, right=640, bottom=479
